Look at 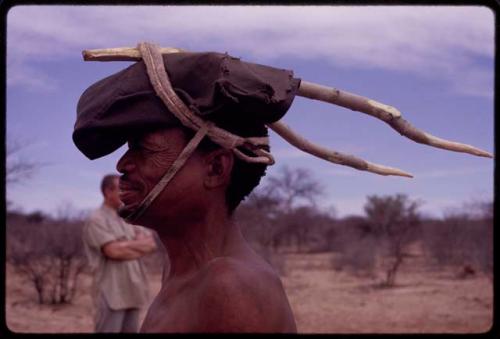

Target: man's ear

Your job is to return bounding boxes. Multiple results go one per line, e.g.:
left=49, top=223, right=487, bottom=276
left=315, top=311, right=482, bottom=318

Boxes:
left=203, top=149, right=234, bottom=189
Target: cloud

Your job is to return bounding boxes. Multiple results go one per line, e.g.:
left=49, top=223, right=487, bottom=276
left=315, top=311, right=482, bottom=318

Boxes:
left=7, top=59, right=59, bottom=92
left=450, top=67, right=494, bottom=98
left=6, top=5, right=493, bottom=96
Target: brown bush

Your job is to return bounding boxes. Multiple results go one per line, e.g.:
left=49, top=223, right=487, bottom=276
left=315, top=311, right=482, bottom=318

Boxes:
left=7, top=211, right=88, bottom=304
left=422, top=210, right=492, bottom=279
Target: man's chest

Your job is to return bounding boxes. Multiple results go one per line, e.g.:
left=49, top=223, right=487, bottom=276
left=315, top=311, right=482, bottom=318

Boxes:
left=101, top=212, right=135, bottom=239
left=140, top=288, right=199, bottom=332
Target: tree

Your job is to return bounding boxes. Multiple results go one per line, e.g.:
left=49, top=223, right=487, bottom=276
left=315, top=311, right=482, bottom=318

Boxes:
left=363, top=194, right=421, bottom=287
left=331, top=215, right=379, bottom=277
left=264, top=166, right=326, bottom=253
left=266, top=165, right=324, bottom=212
left=237, top=166, right=327, bottom=272
left=237, top=190, right=287, bottom=274
left=271, top=206, right=334, bottom=253
left=7, top=211, right=53, bottom=304
left=6, top=138, right=41, bottom=185
left=45, top=203, right=88, bottom=304
left=6, top=205, right=89, bottom=304
left=6, top=137, right=45, bottom=214
left=6, top=138, right=88, bottom=304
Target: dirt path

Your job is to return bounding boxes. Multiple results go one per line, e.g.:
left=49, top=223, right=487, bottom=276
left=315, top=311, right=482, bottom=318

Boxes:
left=5, top=253, right=492, bottom=333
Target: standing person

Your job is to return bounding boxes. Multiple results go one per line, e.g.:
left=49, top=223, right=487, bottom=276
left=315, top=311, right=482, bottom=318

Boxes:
left=75, top=45, right=299, bottom=333
left=83, top=174, right=157, bottom=333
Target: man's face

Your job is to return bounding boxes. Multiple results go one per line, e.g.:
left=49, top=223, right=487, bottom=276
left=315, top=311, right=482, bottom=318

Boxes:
left=116, top=127, right=206, bottom=226
left=104, top=177, right=122, bottom=210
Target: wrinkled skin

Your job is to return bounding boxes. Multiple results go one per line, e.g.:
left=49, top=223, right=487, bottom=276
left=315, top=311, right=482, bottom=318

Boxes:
left=116, top=127, right=297, bottom=333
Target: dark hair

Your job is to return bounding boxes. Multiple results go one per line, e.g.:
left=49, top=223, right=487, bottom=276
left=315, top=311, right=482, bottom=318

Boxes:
left=227, top=148, right=268, bottom=213
left=191, top=131, right=268, bottom=214
left=100, top=174, right=119, bottom=196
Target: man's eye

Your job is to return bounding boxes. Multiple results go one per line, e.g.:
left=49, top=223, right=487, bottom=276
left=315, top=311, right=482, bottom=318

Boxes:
left=128, top=140, right=168, bottom=153
left=142, top=147, right=160, bottom=154
left=127, top=142, right=148, bottom=153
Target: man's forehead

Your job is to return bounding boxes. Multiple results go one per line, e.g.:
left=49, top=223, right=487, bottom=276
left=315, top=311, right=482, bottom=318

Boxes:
left=130, top=126, right=186, bottom=144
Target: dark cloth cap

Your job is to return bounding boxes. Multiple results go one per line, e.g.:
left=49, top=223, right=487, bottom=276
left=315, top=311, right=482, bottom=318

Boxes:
left=74, top=52, right=301, bottom=159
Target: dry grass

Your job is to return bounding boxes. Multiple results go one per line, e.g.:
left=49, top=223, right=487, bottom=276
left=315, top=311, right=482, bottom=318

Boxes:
left=6, top=252, right=492, bottom=333
left=283, top=253, right=492, bottom=333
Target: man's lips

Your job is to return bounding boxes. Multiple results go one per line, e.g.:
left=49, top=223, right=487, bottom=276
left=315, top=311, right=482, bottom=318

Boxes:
left=119, top=181, right=142, bottom=204
left=119, top=180, right=139, bottom=191
left=119, top=190, right=137, bottom=202
left=118, top=203, right=139, bottom=219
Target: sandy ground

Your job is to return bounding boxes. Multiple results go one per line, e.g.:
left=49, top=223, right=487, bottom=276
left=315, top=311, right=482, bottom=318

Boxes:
left=5, top=252, right=493, bottom=334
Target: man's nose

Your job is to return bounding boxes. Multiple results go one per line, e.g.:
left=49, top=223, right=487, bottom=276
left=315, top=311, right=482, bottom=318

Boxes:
left=116, top=150, right=136, bottom=174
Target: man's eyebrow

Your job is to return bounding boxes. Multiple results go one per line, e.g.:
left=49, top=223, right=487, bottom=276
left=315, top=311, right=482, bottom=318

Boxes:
left=138, top=135, right=172, bottom=151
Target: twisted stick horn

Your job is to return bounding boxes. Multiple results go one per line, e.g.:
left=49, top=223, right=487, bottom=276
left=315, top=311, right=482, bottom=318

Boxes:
left=298, top=81, right=493, bottom=158
left=268, top=121, right=413, bottom=178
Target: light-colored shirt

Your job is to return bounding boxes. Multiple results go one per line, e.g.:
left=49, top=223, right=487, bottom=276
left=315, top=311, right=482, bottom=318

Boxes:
left=83, top=204, right=150, bottom=310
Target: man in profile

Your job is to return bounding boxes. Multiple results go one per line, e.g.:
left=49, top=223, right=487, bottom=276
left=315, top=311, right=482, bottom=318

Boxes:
left=74, top=44, right=299, bottom=332
left=83, top=174, right=157, bottom=333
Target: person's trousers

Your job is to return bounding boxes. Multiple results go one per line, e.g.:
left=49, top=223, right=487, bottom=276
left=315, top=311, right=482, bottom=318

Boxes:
left=95, top=294, right=140, bottom=333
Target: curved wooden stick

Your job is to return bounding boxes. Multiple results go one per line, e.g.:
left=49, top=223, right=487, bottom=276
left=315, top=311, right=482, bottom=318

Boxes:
left=82, top=46, right=186, bottom=61
left=298, top=81, right=493, bottom=158
left=268, top=121, right=413, bottom=178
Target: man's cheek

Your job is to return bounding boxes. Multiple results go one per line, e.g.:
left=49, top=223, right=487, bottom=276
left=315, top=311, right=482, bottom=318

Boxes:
left=148, top=153, right=177, bottom=170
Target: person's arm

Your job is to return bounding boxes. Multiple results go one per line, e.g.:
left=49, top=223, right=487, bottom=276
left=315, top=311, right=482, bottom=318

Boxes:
left=134, top=226, right=158, bottom=248
left=102, top=235, right=156, bottom=260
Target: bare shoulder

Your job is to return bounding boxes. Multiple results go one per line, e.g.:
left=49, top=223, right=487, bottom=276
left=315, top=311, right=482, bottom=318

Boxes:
left=194, top=256, right=296, bottom=333
left=200, top=256, right=280, bottom=299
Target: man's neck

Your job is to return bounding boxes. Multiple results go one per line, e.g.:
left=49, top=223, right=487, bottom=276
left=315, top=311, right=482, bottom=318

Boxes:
left=157, top=204, right=242, bottom=285
left=103, top=199, right=118, bottom=211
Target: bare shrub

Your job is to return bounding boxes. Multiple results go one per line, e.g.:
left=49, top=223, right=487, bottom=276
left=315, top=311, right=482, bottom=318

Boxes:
left=364, top=194, right=421, bottom=287
left=422, top=203, right=493, bottom=279
left=6, top=137, right=44, bottom=185
left=7, top=208, right=89, bottom=304
left=253, top=166, right=327, bottom=254
left=7, top=213, right=53, bottom=304
left=44, top=220, right=88, bottom=304
left=266, top=165, right=324, bottom=212
left=237, top=191, right=287, bottom=275
left=275, top=206, right=336, bottom=253
left=237, top=166, right=329, bottom=274
left=332, top=195, right=421, bottom=286
left=331, top=216, right=379, bottom=277
left=335, top=237, right=379, bottom=278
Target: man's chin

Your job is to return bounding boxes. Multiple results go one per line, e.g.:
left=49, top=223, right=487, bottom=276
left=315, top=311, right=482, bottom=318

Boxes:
left=118, top=204, right=139, bottom=220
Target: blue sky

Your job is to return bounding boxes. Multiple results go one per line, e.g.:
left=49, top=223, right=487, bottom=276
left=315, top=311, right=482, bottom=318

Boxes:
left=6, top=5, right=494, bottom=218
